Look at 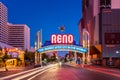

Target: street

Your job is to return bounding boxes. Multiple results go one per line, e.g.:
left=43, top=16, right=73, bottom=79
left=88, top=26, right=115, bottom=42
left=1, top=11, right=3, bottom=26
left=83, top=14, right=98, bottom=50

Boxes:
left=0, top=63, right=120, bottom=80
left=29, top=64, right=120, bottom=80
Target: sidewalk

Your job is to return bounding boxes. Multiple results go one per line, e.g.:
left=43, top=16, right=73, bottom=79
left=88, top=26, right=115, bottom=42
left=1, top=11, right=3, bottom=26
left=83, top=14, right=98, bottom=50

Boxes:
left=0, top=65, right=34, bottom=71
left=68, top=63, right=120, bottom=77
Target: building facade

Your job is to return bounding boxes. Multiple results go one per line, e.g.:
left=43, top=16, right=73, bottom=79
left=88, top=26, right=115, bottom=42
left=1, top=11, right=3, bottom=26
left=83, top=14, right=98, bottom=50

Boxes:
left=8, top=23, right=30, bottom=50
left=0, top=42, right=14, bottom=49
left=79, top=0, right=120, bottom=67
left=79, top=0, right=101, bottom=64
left=0, top=2, right=8, bottom=44
left=34, top=30, right=42, bottom=50
left=0, top=2, right=30, bottom=51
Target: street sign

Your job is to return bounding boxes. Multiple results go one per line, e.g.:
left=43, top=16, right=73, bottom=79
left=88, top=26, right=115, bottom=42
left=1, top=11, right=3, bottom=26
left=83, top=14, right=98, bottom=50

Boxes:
left=51, top=34, right=74, bottom=44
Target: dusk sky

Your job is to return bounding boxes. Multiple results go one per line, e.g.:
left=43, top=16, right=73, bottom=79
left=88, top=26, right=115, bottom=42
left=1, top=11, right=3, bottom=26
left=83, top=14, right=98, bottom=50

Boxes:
left=1, top=0, right=82, bottom=47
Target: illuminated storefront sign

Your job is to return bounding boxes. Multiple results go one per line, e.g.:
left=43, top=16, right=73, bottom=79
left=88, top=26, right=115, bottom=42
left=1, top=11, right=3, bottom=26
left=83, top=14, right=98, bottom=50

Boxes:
left=51, top=34, right=74, bottom=44
left=6, top=48, right=18, bottom=52
left=37, top=45, right=87, bottom=53
left=5, top=48, right=19, bottom=58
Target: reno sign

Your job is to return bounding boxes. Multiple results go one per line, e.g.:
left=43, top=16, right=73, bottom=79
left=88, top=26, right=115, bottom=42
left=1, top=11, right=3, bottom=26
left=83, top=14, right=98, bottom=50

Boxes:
left=51, top=34, right=74, bottom=44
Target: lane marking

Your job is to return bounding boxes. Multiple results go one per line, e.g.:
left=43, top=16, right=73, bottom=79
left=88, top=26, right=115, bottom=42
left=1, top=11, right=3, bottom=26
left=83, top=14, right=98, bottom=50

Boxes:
left=27, top=68, right=53, bottom=80
left=11, top=64, right=57, bottom=80
left=0, top=64, right=57, bottom=80
left=0, top=67, right=42, bottom=80
left=11, top=68, right=50, bottom=80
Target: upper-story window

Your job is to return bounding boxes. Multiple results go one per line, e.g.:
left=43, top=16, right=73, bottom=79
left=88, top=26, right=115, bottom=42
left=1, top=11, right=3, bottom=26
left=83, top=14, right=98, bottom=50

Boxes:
left=86, top=0, right=89, bottom=8
left=100, top=0, right=111, bottom=9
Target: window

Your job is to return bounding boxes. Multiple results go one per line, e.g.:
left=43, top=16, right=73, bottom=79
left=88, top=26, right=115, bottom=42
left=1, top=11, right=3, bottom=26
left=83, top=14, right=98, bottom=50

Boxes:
left=105, top=33, right=120, bottom=44
left=111, top=34, right=115, bottom=39
left=106, top=0, right=111, bottom=5
left=100, top=0, right=111, bottom=9
left=100, top=0, right=105, bottom=5
left=86, top=0, right=89, bottom=7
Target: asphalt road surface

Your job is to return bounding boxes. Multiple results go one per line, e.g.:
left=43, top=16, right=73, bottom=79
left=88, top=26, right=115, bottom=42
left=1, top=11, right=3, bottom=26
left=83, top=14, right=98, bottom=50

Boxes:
left=28, top=64, right=120, bottom=80
left=0, top=64, right=120, bottom=80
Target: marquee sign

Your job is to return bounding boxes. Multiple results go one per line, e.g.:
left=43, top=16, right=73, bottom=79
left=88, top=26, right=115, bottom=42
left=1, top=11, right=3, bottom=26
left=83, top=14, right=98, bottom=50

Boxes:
left=37, top=45, right=87, bottom=53
left=51, top=34, right=74, bottom=44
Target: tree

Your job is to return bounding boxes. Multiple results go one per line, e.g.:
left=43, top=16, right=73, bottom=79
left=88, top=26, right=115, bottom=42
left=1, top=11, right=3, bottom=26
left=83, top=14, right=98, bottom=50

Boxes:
left=50, top=55, right=58, bottom=62
left=0, top=46, right=2, bottom=56
left=42, top=53, right=48, bottom=60
left=0, top=46, right=2, bottom=51
left=24, top=52, right=34, bottom=60
left=42, top=53, right=51, bottom=63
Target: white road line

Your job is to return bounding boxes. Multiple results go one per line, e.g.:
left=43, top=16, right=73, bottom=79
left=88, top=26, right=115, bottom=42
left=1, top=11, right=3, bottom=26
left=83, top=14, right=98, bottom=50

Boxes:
left=0, top=64, right=57, bottom=80
left=11, top=67, right=49, bottom=80
left=27, top=68, right=53, bottom=80
left=10, top=64, right=57, bottom=80
left=0, top=64, right=55, bottom=80
left=0, top=67, right=42, bottom=80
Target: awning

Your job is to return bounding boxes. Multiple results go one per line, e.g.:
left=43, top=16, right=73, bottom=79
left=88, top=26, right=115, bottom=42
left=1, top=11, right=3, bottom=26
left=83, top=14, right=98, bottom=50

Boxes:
left=90, top=45, right=101, bottom=54
left=94, top=45, right=102, bottom=53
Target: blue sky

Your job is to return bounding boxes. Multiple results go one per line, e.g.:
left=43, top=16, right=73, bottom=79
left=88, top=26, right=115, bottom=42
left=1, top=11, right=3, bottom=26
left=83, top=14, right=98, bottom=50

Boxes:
left=1, top=0, right=82, bottom=47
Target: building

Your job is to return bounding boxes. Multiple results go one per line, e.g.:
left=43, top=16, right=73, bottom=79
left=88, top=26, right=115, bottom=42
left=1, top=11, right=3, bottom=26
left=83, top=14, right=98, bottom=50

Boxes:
left=0, top=42, right=25, bottom=67
left=35, top=30, right=42, bottom=50
left=79, top=0, right=101, bottom=64
left=0, top=2, right=8, bottom=44
left=8, top=23, right=30, bottom=50
left=79, top=0, right=120, bottom=67
left=0, top=2, right=29, bottom=67
left=0, top=42, right=14, bottom=49
left=100, top=0, right=120, bottom=67
left=0, top=2, right=30, bottom=51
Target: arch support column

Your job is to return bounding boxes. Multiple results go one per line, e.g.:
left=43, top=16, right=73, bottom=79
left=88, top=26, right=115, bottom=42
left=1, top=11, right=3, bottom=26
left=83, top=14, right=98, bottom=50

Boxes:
left=74, top=51, right=77, bottom=64
left=39, top=53, right=42, bottom=65
left=83, top=29, right=91, bottom=64
left=35, top=52, right=38, bottom=65
left=87, top=40, right=91, bottom=64
left=83, top=54, right=85, bottom=64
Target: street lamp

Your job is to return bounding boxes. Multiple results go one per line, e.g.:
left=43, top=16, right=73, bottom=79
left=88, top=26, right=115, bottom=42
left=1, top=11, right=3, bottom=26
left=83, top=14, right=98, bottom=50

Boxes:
left=116, top=51, right=120, bottom=54
left=116, top=50, right=120, bottom=68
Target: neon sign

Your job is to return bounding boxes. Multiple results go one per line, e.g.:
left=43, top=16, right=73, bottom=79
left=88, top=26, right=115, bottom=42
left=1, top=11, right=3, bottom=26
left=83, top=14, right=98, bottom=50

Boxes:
left=51, top=34, right=74, bottom=44
left=37, top=45, right=88, bottom=53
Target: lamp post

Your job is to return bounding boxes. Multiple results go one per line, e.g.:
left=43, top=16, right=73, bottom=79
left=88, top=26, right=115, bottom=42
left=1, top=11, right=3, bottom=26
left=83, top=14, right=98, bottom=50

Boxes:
left=116, top=51, right=120, bottom=68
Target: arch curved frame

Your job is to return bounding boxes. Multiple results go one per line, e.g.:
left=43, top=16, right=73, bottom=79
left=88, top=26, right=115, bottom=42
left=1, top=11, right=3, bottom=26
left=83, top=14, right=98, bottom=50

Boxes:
left=37, top=45, right=88, bottom=53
